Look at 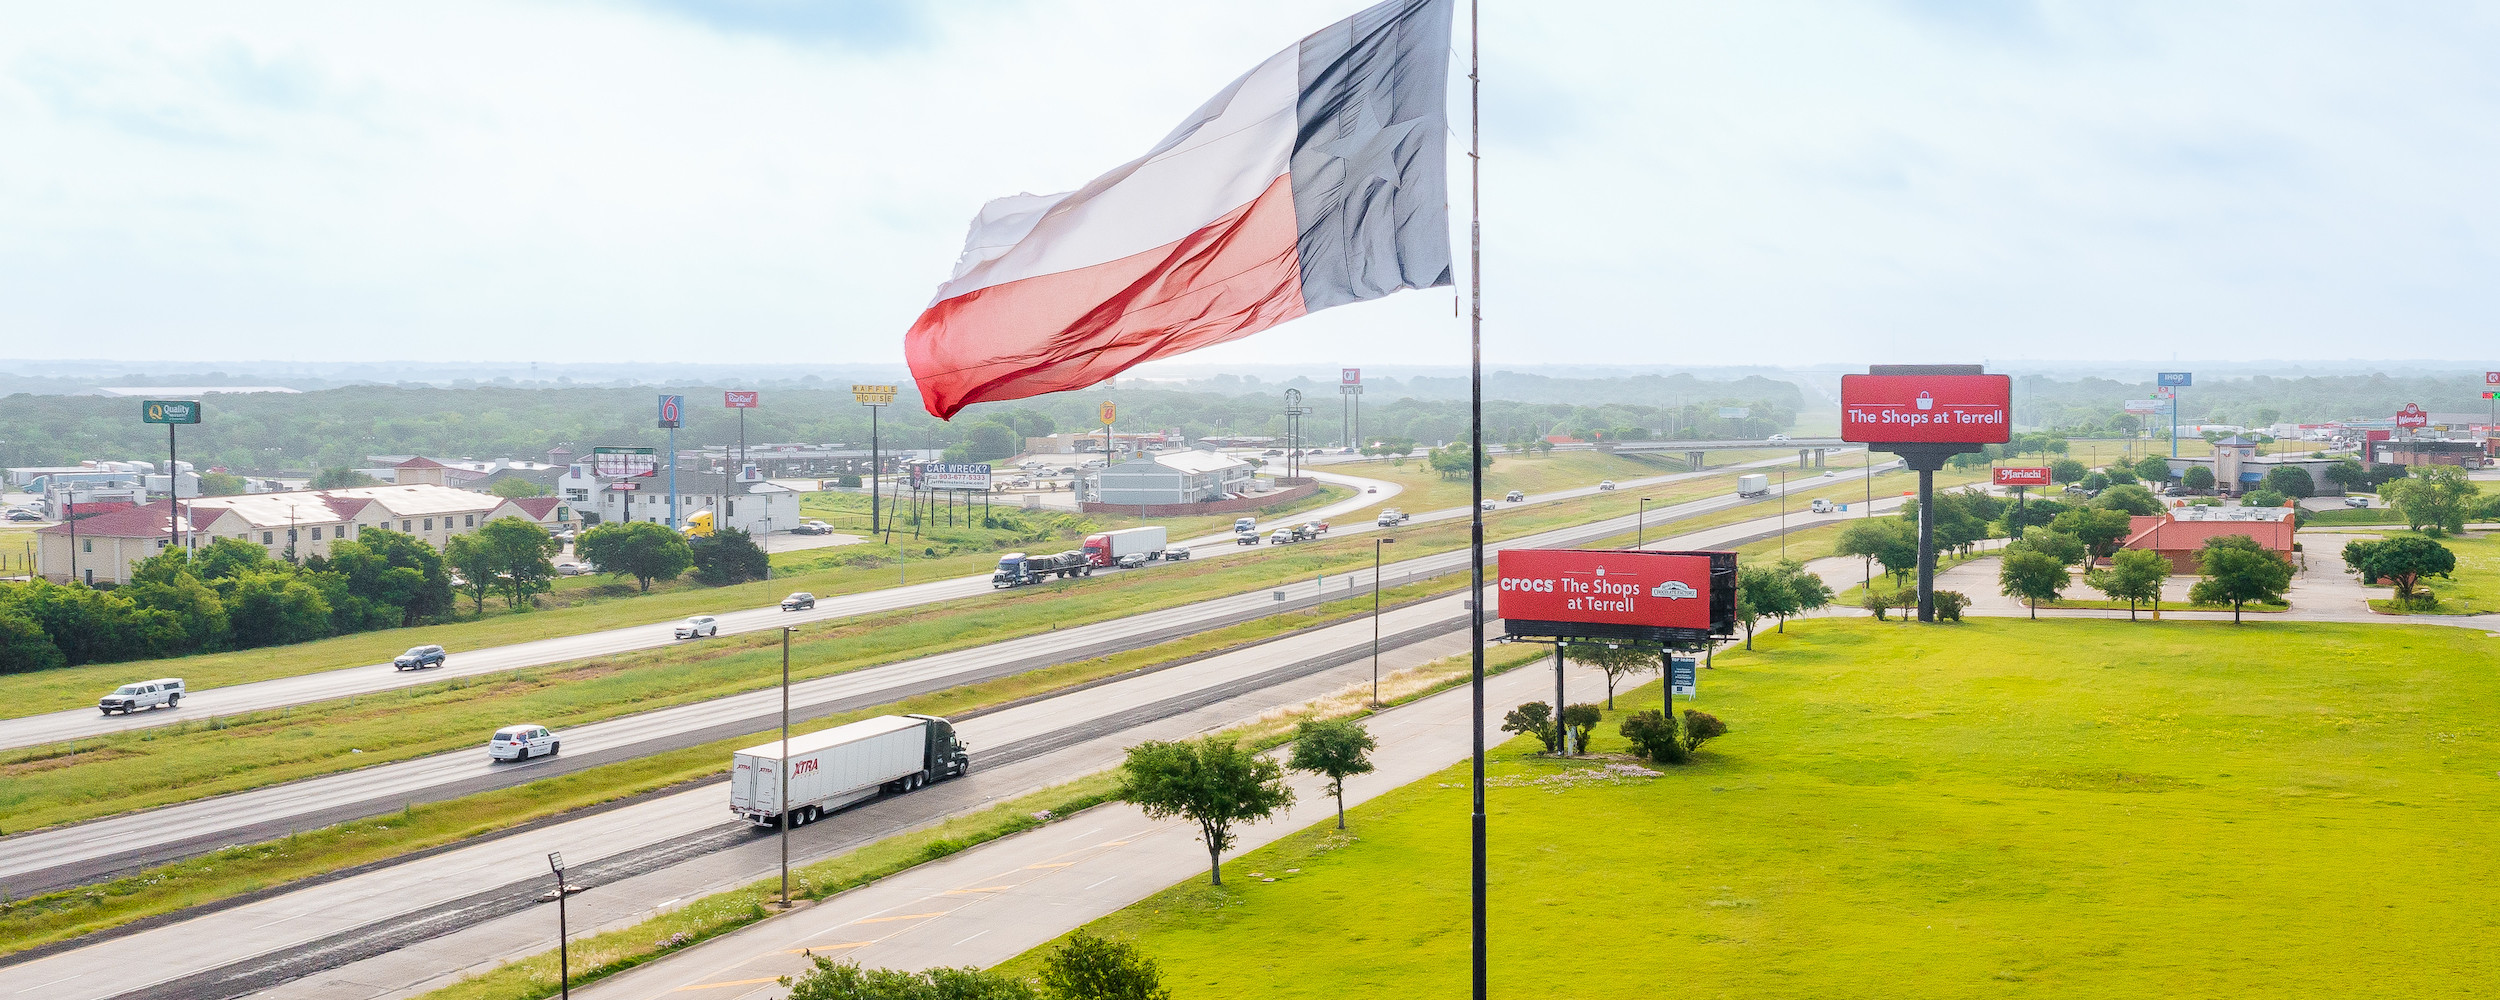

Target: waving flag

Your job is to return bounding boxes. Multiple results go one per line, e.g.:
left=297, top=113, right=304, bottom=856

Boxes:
left=906, top=0, right=1453, bottom=419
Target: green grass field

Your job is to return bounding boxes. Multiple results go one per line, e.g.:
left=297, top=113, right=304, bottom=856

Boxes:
left=2352, top=529, right=2500, bottom=615
left=1018, top=617, right=2500, bottom=998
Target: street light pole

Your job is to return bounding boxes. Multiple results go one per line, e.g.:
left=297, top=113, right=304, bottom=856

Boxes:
left=1778, top=470, right=1788, bottom=558
left=1372, top=537, right=1396, bottom=707
left=780, top=625, right=795, bottom=907
left=547, top=852, right=570, bottom=1000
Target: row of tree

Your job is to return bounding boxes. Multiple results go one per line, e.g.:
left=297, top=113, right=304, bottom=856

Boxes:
left=1999, top=531, right=2294, bottom=623
left=0, top=527, right=461, bottom=672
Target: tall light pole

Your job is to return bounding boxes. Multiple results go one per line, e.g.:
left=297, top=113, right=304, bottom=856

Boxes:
left=780, top=625, right=795, bottom=907
left=1372, top=536, right=1396, bottom=707
left=547, top=852, right=570, bottom=1000
left=1636, top=497, right=1653, bottom=548
left=1777, top=469, right=1789, bottom=558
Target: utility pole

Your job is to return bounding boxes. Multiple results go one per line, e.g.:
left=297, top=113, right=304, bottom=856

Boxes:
left=1372, top=536, right=1396, bottom=707
left=780, top=625, right=795, bottom=907
left=659, top=395, right=685, bottom=531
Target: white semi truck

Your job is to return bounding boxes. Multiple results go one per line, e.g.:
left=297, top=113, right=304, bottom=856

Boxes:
left=729, top=714, right=970, bottom=828
left=1736, top=473, right=1771, bottom=498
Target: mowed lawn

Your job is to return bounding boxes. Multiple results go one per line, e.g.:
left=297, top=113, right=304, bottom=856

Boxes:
left=1026, top=618, right=2500, bottom=998
left=2353, top=529, right=2500, bottom=615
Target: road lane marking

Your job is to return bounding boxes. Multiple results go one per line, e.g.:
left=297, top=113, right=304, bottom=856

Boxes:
left=943, top=884, right=1018, bottom=895
left=14, top=974, right=83, bottom=993
left=1024, top=862, right=1074, bottom=869
left=1082, top=875, right=1120, bottom=890
left=674, top=977, right=783, bottom=991
left=850, top=912, right=947, bottom=924
left=953, top=929, right=990, bottom=946
left=786, top=942, right=869, bottom=953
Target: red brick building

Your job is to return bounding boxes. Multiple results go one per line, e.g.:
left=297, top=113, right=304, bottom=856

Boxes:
left=2120, top=505, right=2296, bottom=574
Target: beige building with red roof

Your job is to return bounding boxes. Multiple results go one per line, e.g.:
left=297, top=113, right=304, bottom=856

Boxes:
left=36, top=484, right=567, bottom=585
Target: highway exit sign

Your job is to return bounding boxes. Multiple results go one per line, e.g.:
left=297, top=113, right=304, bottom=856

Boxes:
left=142, top=399, right=201, bottom=424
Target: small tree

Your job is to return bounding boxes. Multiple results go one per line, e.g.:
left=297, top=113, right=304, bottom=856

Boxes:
left=476, top=516, right=560, bottom=609
left=1565, top=642, right=1657, bottom=709
left=1998, top=549, right=2069, bottom=619
left=691, top=527, right=772, bottom=586
left=2260, top=466, right=2315, bottom=498
left=2240, top=489, right=2288, bottom=510
left=488, top=477, right=551, bottom=499
left=1772, top=559, right=1833, bottom=632
left=196, top=471, right=248, bottom=496
left=1286, top=718, right=1376, bottom=830
left=442, top=533, right=499, bottom=614
left=2049, top=508, right=2132, bottom=567
left=2188, top=535, right=2293, bottom=623
left=2094, top=484, right=2163, bottom=517
left=2368, top=463, right=2412, bottom=488
left=1119, top=736, right=1292, bottom=887
left=1734, top=566, right=1794, bottom=649
left=781, top=957, right=1035, bottom=999
left=310, top=467, right=381, bottom=489
left=1501, top=701, right=1560, bottom=752
left=1560, top=703, right=1602, bottom=756
left=1680, top=710, right=1727, bottom=752
left=2182, top=466, right=2216, bottom=491
left=2048, top=458, right=2089, bottom=484
left=2081, top=471, right=2110, bottom=492
left=574, top=521, right=694, bottom=592
left=1835, top=518, right=1917, bottom=591
left=1040, top=933, right=1169, bottom=1000
left=2342, top=535, right=2454, bottom=607
left=2323, top=460, right=2371, bottom=494
left=1932, top=589, right=1970, bottom=622
left=2089, top=548, right=2170, bottom=620
left=2382, top=466, right=2475, bottom=536
left=2132, top=455, right=2174, bottom=484
left=2016, top=526, right=2088, bottom=568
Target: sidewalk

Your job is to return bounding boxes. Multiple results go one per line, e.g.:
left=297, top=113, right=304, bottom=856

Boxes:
left=575, top=659, right=1603, bottom=999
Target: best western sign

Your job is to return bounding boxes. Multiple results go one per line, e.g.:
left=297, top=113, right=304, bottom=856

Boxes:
left=1840, top=374, right=2012, bottom=444
left=1496, top=548, right=1723, bottom=636
left=1992, top=466, right=2053, bottom=487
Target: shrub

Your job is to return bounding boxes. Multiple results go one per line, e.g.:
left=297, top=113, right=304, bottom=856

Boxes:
left=1618, top=710, right=1688, bottom=764
left=1501, top=702, right=1560, bottom=753
left=1040, top=932, right=1169, bottom=1000
left=1680, top=710, right=1728, bottom=752
left=1932, top=590, right=1970, bottom=622
left=1560, top=703, right=1602, bottom=755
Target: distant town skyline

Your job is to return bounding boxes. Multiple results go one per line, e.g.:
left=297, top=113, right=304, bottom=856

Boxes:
left=6, top=2, right=2496, bottom=366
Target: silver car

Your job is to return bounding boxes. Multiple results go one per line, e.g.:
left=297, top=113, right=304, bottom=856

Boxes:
left=675, top=615, right=720, bottom=639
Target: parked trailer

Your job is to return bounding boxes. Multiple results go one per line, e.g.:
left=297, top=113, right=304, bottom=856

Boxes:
left=1736, top=473, right=1770, bottom=498
left=729, top=714, right=969, bottom=828
left=1082, top=526, right=1169, bottom=567
left=991, top=550, right=1094, bottom=587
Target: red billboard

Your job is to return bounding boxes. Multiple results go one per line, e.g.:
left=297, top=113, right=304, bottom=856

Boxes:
left=1991, top=466, right=2053, bottom=487
left=724, top=391, right=759, bottom=408
left=1497, top=548, right=1724, bottom=636
left=2395, top=402, right=2429, bottom=428
left=1839, top=374, right=2012, bottom=444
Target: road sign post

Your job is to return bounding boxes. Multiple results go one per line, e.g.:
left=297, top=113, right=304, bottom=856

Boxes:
left=142, top=400, right=201, bottom=553
left=853, top=385, right=895, bottom=533
left=724, top=391, right=759, bottom=476
left=2157, top=373, right=2192, bottom=457
left=657, top=396, right=684, bottom=530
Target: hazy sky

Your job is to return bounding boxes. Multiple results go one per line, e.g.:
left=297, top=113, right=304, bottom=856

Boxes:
left=6, top=1, right=2496, bottom=369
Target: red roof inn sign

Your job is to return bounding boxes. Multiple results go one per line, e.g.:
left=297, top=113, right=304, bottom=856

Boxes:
left=1840, top=374, right=2012, bottom=445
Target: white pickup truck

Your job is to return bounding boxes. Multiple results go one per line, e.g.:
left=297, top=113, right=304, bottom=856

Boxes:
left=99, top=678, right=184, bottom=715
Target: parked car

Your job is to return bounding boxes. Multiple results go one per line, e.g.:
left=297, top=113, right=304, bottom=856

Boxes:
left=792, top=520, right=834, bottom=535
left=1263, top=449, right=1283, bottom=456
left=489, top=724, right=559, bottom=761
left=98, top=678, right=183, bottom=715
left=1505, top=490, right=1526, bottom=503
left=781, top=592, right=816, bottom=611
left=1598, top=480, right=1617, bottom=491
left=675, top=615, right=720, bottom=639
left=393, top=644, right=448, bottom=670
left=557, top=562, right=591, bottom=576
left=5, top=509, right=40, bottom=522
left=2343, top=495, right=2371, bottom=508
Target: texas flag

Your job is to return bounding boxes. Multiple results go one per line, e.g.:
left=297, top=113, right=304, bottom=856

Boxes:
left=906, top=0, right=1453, bottom=419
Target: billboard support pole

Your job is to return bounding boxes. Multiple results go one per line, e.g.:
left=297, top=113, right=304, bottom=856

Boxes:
left=870, top=405, right=881, bottom=533
left=1553, top=643, right=1566, bottom=755
left=1466, top=1, right=1489, bottom=992
left=1916, top=468, right=1936, bottom=622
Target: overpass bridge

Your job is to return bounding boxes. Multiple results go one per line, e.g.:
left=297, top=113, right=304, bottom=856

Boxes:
left=1601, top=437, right=1849, bottom=470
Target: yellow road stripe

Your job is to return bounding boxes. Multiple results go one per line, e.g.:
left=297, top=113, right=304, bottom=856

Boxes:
left=943, top=884, right=1019, bottom=895
left=850, top=912, right=947, bottom=924
left=674, top=977, right=783, bottom=991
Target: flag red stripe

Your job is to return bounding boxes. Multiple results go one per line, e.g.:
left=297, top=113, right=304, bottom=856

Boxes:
left=905, top=174, right=1306, bottom=419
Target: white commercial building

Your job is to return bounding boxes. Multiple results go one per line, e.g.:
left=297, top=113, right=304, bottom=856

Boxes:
left=557, top=464, right=803, bottom=534
left=1091, top=451, right=1257, bottom=505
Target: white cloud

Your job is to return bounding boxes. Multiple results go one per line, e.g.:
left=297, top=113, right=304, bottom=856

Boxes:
left=1, top=1, right=2494, bottom=369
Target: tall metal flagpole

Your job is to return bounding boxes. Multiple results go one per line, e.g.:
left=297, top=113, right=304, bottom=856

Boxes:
left=1466, top=0, right=1488, bottom=996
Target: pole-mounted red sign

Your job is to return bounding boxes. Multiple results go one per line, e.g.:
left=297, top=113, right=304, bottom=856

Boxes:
left=1991, top=467, right=2053, bottom=487
left=1840, top=374, right=2012, bottom=445
left=723, top=391, right=759, bottom=408
left=2394, top=402, right=2430, bottom=428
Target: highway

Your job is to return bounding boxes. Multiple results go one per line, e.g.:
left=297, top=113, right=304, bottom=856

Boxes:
left=0, top=458, right=1877, bottom=898
left=0, top=450, right=1844, bottom=752
left=2, top=597, right=1547, bottom=1000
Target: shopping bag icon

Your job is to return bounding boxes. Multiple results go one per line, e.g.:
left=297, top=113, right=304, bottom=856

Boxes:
left=1915, top=392, right=1934, bottom=410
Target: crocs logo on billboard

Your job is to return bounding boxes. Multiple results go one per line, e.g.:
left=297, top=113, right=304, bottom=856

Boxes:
left=1497, top=549, right=1716, bottom=631
left=1840, top=374, right=2012, bottom=444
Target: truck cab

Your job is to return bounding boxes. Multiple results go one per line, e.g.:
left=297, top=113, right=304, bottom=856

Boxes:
left=992, top=553, right=1029, bottom=588
left=1233, top=517, right=1258, bottom=535
left=905, top=713, right=972, bottom=783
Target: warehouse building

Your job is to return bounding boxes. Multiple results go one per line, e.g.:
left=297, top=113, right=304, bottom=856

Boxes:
left=1090, top=452, right=1257, bottom=506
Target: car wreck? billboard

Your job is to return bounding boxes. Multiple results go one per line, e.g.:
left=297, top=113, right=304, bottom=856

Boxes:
left=1497, top=548, right=1735, bottom=644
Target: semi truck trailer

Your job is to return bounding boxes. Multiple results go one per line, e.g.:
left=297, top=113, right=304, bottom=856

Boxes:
left=1736, top=473, right=1770, bottom=498
left=1082, top=526, right=1169, bottom=566
left=729, top=714, right=969, bottom=828
left=991, top=550, right=1093, bottom=587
